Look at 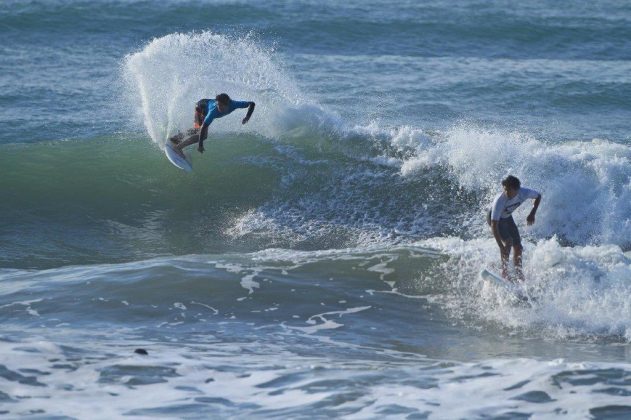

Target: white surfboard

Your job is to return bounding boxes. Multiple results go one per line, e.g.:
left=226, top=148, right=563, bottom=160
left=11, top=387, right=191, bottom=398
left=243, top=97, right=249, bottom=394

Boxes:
left=165, top=143, right=192, bottom=173
left=480, top=268, right=530, bottom=303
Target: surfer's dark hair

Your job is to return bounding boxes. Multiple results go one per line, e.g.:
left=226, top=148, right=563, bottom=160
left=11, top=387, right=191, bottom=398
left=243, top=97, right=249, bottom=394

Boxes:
left=502, top=175, right=521, bottom=190
left=216, top=93, right=231, bottom=105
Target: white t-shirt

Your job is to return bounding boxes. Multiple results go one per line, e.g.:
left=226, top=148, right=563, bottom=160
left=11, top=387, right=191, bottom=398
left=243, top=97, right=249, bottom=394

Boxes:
left=490, top=187, right=540, bottom=221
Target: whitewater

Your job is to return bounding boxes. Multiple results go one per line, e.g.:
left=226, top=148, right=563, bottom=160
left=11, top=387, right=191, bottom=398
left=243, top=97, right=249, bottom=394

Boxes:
left=1, top=1, right=631, bottom=418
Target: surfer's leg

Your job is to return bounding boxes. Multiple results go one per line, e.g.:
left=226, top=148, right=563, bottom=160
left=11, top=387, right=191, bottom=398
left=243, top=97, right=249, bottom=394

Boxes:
left=175, top=133, right=199, bottom=151
left=513, top=244, right=523, bottom=266
left=169, top=132, right=184, bottom=145
left=175, top=128, right=201, bottom=150
left=498, top=218, right=513, bottom=278
left=500, top=242, right=511, bottom=278
left=513, top=245, right=525, bottom=281
left=507, top=219, right=524, bottom=281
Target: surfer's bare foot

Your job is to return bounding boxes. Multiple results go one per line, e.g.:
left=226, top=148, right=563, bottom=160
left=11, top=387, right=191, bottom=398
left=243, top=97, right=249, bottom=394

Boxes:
left=169, top=132, right=185, bottom=145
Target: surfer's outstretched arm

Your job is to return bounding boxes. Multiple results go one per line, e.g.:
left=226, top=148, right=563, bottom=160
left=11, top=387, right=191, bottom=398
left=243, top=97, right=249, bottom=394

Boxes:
left=197, top=123, right=209, bottom=153
left=526, top=194, right=542, bottom=225
left=491, top=220, right=509, bottom=276
left=242, top=102, right=255, bottom=124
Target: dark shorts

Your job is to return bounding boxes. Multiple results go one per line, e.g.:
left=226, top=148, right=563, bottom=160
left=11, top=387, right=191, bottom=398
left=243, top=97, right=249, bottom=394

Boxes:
left=487, top=211, right=521, bottom=247
left=194, top=99, right=210, bottom=128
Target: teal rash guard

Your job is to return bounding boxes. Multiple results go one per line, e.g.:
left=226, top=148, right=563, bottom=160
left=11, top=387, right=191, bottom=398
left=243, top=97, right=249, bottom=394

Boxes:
left=203, top=99, right=251, bottom=126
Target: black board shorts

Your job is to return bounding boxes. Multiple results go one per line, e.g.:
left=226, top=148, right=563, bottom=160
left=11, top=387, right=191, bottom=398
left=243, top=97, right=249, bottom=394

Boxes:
left=498, top=216, right=521, bottom=247
left=487, top=211, right=521, bottom=247
left=194, top=99, right=211, bottom=128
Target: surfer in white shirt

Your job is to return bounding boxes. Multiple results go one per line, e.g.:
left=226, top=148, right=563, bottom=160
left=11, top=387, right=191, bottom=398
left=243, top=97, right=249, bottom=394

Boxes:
left=487, top=175, right=542, bottom=281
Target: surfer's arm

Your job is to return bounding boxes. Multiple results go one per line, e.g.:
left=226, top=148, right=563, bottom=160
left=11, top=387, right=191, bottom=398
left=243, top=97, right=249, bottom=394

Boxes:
left=526, top=194, right=541, bottom=225
left=242, top=102, right=255, bottom=124
left=197, top=123, right=210, bottom=153
left=197, top=112, right=216, bottom=153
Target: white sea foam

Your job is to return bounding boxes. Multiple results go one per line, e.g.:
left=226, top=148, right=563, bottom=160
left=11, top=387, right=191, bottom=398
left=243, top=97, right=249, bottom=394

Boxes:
left=398, top=123, right=631, bottom=246
left=227, top=115, right=630, bottom=251
left=1, top=337, right=630, bottom=418
left=417, top=235, right=631, bottom=340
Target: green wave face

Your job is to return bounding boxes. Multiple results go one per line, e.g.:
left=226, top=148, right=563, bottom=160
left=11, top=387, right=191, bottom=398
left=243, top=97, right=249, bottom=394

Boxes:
left=0, top=135, right=281, bottom=268
left=0, top=125, right=474, bottom=270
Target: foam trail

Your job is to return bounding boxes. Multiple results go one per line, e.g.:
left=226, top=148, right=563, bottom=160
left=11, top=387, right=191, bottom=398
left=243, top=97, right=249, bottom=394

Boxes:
left=123, top=32, right=309, bottom=147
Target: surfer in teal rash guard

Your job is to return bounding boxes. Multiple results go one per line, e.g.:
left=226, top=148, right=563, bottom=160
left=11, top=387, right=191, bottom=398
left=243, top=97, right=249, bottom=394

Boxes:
left=169, top=93, right=255, bottom=156
left=487, top=175, right=542, bottom=281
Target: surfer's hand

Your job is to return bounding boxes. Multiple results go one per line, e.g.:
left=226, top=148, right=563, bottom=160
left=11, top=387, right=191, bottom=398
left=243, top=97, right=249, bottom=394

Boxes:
left=242, top=117, right=249, bottom=125
left=197, top=143, right=205, bottom=153
left=527, top=213, right=535, bottom=225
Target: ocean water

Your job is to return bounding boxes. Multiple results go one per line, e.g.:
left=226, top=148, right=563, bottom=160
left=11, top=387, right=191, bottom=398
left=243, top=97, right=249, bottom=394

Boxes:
left=1, top=0, right=631, bottom=417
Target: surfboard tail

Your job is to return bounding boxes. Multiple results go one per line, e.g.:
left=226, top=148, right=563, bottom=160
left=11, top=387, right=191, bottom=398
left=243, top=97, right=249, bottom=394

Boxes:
left=165, top=143, right=193, bottom=172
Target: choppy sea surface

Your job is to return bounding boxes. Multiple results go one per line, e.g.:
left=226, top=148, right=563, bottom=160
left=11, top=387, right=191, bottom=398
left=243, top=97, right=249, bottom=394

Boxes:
left=1, top=1, right=631, bottom=417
